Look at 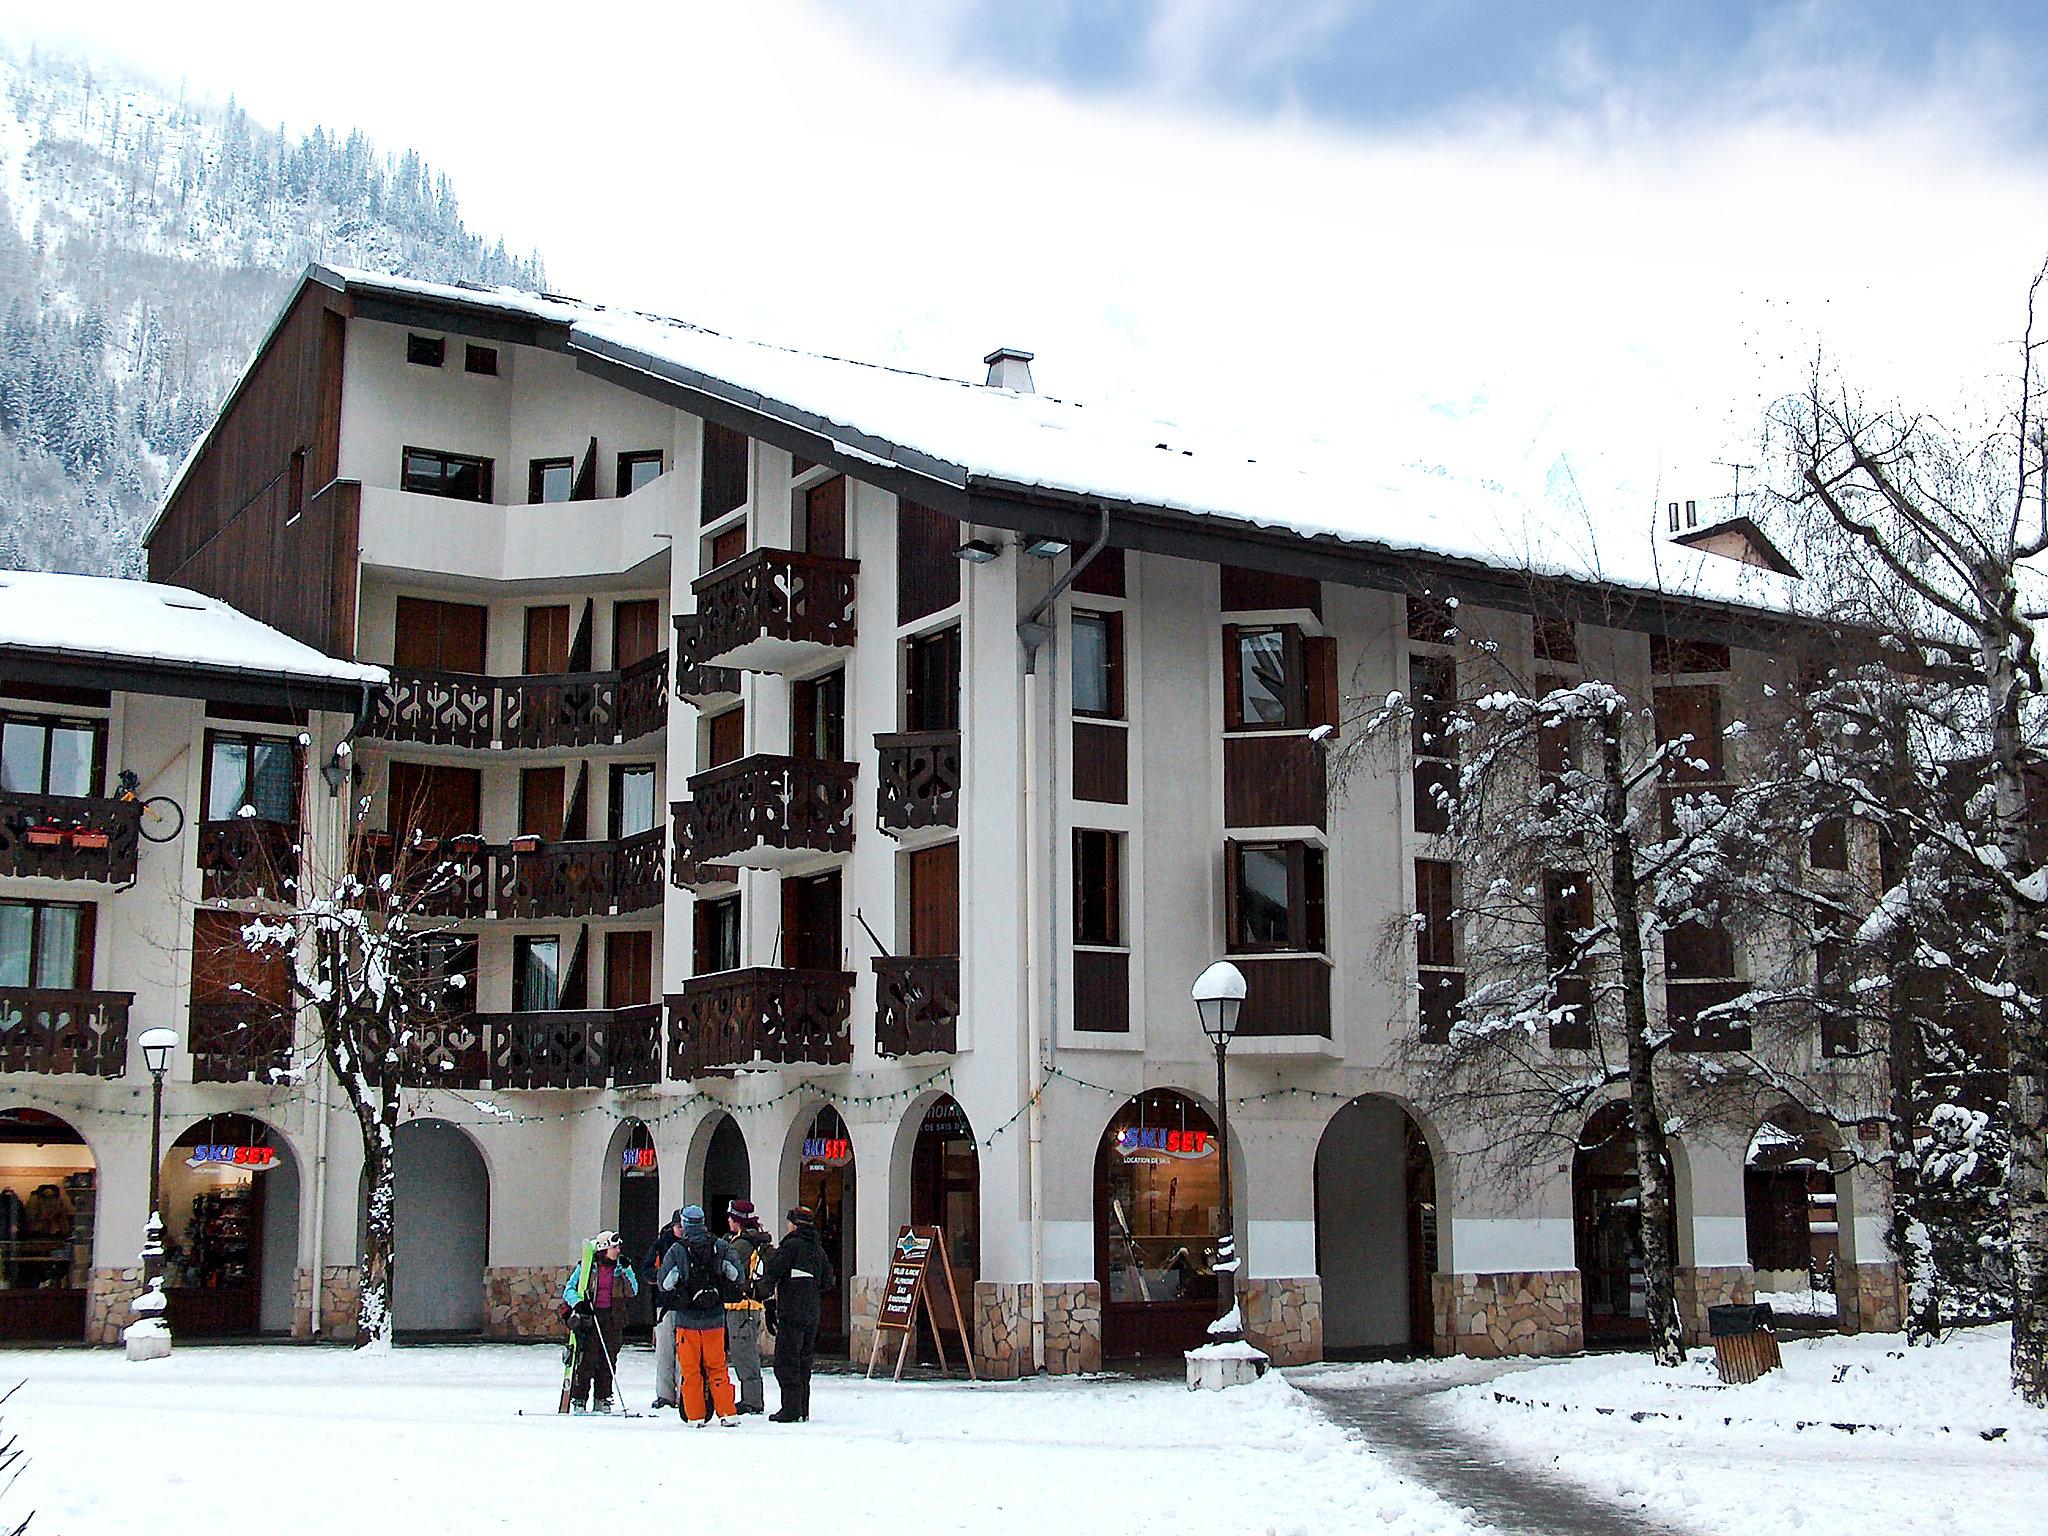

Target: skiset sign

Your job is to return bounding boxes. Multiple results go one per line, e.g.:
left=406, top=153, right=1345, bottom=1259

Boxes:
left=186, top=1144, right=278, bottom=1171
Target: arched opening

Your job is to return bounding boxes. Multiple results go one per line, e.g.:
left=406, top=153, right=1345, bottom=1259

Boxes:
left=1572, top=1101, right=1679, bottom=1346
left=1095, top=1089, right=1225, bottom=1361
left=1314, top=1096, right=1440, bottom=1357
left=383, top=1118, right=489, bottom=1338
left=0, top=1108, right=96, bottom=1341
left=609, top=1119, right=661, bottom=1337
left=161, top=1112, right=299, bottom=1337
left=907, top=1095, right=979, bottom=1359
left=795, top=1106, right=854, bottom=1353
left=701, top=1113, right=750, bottom=1227
left=1745, top=1108, right=1840, bottom=1323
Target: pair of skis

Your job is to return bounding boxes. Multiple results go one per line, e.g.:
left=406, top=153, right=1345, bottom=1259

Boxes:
left=531, top=1318, right=646, bottom=1418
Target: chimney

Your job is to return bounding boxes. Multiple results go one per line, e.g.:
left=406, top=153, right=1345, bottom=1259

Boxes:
left=983, top=347, right=1036, bottom=393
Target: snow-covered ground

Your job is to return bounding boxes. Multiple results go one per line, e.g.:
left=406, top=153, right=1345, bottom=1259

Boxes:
left=4, top=1343, right=1487, bottom=1536
left=1438, top=1325, right=2045, bottom=1536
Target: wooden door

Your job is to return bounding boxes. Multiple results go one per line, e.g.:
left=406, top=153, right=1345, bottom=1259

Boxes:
left=804, top=476, right=847, bottom=558
left=612, top=600, right=660, bottom=669
left=604, top=930, right=654, bottom=1008
left=524, top=605, right=571, bottom=674
left=519, top=767, right=566, bottom=842
left=387, top=762, right=482, bottom=840
left=705, top=708, right=745, bottom=769
left=393, top=597, right=487, bottom=673
left=908, top=842, right=959, bottom=956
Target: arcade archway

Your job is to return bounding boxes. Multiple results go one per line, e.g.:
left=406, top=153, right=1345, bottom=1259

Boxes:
left=1572, top=1101, right=1680, bottom=1345
left=162, top=1112, right=298, bottom=1336
left=0, top=1107, right=96, bottom=1341
left=793, top=1106, right=854, bottom=1352
left=1314, top=1096, right=1440, bottom=1356
left=1094, top=1089, right=1226, bottom=1361
left=385, top=1117, right=488, bottom=1336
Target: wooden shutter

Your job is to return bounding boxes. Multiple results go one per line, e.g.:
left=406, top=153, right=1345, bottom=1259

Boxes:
left=706, top=708, right=745, bottom=769
left=1654, top=685, right=1722, bottom=780
left=604, top=930, right=654, bottom=1008
left=1070, top=546, right=1124, bottom=597
left=709, top=523, right=747, bottom=569
left=792, top=677, right=818, bottom=760
left=71, top=901, right=97, bottom=990
left=612, top=600, right=660, bottom=669
left=570, top=435, right=598, bottom=501
left=519, top=766, right=566, bottom=842
left=192, top=910, right=290, bottom=1006
left=909, top=842, right=961, bottom=956
left=1223, top=839, right=1243, bottom=948
left=395, top=597, right=487, bottom=672
left=1221, top=626, right=1243, bottom=730
left=524, top=606, right=571, bottom=674
left=563, top=761, right=589, bottom=841
left=700, top=421, right=749, bottom=523
left=1304, top=634, right=1338, bottom=733
left=390, top=762, right=482, bottom=840
left=805, top=476, right=847, bottom=559
left=559, top=925, right=589, bottom=1009
left=567, top=599, right=594, bottom=673
left=897, top=499, right=962, bottom=624
left=1104, top=612, right=1126, bottom=719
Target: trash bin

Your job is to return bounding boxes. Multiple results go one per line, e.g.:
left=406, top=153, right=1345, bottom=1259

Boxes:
left=1708, top=1302, right=1782, bottom=1384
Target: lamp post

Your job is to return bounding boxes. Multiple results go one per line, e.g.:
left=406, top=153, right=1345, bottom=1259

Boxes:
left=130, top=1027, right=179, bottom=1361
left=1191, top=961, right=1246, bottom=1345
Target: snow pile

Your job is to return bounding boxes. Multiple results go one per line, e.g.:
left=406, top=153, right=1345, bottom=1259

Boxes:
left=1441, top=1325, right=2043, bottom=1536
left=8, top=1343, right=1492, bottom=1536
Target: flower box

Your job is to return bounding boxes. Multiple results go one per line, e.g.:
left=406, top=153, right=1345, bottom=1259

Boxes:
left=68, top=829, right=111, bottom=851
left=24, top=826, right=70, bottom=847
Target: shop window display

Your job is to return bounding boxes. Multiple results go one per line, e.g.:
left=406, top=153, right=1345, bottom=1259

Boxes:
left=1095, top=1091, right=1226, bottom=1359
left=797, top=1106, right=855, bottom=1351
left=0, top=1108, right=94, bottom=1341
left=160, top=1114, right=287, bottom=1336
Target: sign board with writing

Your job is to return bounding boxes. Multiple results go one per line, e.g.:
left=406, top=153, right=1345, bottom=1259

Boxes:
left=866, top=1224, right=977, bottom=1382
left=186, top=1144, right=277, bottom=1171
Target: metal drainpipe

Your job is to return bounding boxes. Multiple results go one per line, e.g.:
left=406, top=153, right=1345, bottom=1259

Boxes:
left=1016, top=506, right=1110, bottom=1374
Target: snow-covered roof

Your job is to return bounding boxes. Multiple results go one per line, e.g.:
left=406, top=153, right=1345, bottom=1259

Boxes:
left=162, top=264, right=1807, bottom=621
left=0, top=570, right=386, bottom=695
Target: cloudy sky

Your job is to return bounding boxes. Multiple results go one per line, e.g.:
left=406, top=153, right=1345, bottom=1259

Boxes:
left=14, top=1, right=2048, bottom=532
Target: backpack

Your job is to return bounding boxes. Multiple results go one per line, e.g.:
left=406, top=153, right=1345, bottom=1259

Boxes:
left=682, top=1233, right=742, bottom=1309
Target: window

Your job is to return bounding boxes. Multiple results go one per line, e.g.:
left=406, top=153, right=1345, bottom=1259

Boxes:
left=1415, top=858, right=1463, bottom=1041
left=1410, top=653, right=1457, bottom=834
left=1406, top=596, right=1456, bottom=645
left=1817, top=936, right=1855, bottom=1057
left=0, top=713, right=101, bottom=798
left=1543, top=872, right=1593, bottom=1048
left=701, top=421, right=749, bottom=524
left=287, top=448, right=307, bottom=522
left=1655, top=683, right=1726, bottom=834
left=781, top=870, right=841, bottom=971
left=1809, top=816, right=1849, bottom=872
left=1649, top=635, right=1730, bottom=676
left=1664, top=912, right=1747, bottom=1050
left=1072, top=610, right=1124, bottom=719
left=1226, top=840, right=1326, bottom=952
left=528, top=458, right=575, bottom=504
left=464, top=344, right=498, bottom=376
left=1534, top=616, right=1577, bottom=664
left=1225, top=624, right=1336, bottom=731
left=905, top=626, right=961, bottom=733
left=406, top=333, right=444, bottom=367
left=0, top=899, right=92, bottom=989
left=693, top=894, right=741, bottom=975
left=205, top=734, right=297, bottom=824
left=401, top=447, right=493, bottom=503
left=792, top=670, right=846, bottom=762
left=1073, top=829, right=1123, bottom=947
left=513, top=935, right=561, bottom=1012
left=610, top=764, right=657, bottom=839
left=617, top=451, right=663, bottom=496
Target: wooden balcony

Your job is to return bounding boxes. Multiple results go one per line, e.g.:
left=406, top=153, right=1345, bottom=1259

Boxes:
left=672, top=615, right=742, bottom=704
left=198, top=818, right=299, bottom=900
left=875, top=732, right=961, bottom=836
left=666, top=968, right=853, bottom=1076
left=366, top=1008, right=491, bottom=1089
left=0, top=793, right=141, bottom=883
left=1224, top=734, right=1328, bottom=829
left=360, top=832, right=663, bottom=919
left=873, top=955, right=959, bottom=1057
left=487, top=1003, right=664, bottom=1088
left=679, top=548, right=858, bottom=673
left=368, top=653, right=669, bottom=750
left=672, top=754, right=857, bottom=871
left=0, top=987, right=132, bottom=1077
left=188, top=998, right=296, bottom=1085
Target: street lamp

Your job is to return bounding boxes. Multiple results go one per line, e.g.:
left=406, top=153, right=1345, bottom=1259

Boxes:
left=131, top=1027, right=179, bottom=1361
left=1191, top=962, right=1246, bottom=1345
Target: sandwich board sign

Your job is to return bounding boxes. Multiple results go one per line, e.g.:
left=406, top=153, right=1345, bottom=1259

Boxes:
left=866, top=1224, right=977, bottom=1381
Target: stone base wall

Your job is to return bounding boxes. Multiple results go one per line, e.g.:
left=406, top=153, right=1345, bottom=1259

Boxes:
left=974, top=1282, right=1103, bottom=1377
left=1240, top=1277, right=1322, bottom=1366
left=86, top=1266, right=140, bottom=1345
left=485, top=1266, right=562, bottom=1340
left=847, top=1274, right=885, bottom=1367
left=1432, top=1269, right=1583, bottom=1358
left=1675, top=1265, right=1755, bottom=1347
left=290, top=1266, right=361, bottom=1341
left=1842, top=1261, right=1904, bottom=1335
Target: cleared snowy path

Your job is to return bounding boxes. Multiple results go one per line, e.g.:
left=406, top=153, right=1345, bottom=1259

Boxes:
left=1299, top=1362, right=1700, bottom=1536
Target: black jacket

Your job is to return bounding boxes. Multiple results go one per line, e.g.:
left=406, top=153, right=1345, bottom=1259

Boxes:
left=762, top=1226, right=835, bottom=1329
left=644, top=1226, right=684, bottom=1281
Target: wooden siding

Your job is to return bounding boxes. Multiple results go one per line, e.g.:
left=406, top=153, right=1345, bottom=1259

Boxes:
left=1073, top=721, right=1129, bottom=804
left=147, top=285, right=360, bottom=656
left=1223, top=734, right=1326, bottom=828
left=1221, top=566, right=1321, bottom=617
left=1073, top=948, right=1130, bottom=1033
left=898, top=498, right=961, bottom=624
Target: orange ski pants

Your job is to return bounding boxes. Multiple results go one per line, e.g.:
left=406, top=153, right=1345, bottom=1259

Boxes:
left=677, top=1325, right=737, bottom=1422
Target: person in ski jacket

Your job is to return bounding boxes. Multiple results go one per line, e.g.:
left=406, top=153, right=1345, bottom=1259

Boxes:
left=762, top=1205, right=835, bottom=1423
left=657, top=1205, right=740, bottom=1425
left=644, top=1210, right=688, bottom=1409
left=562, top=1231, right=638, bottom=1414
left=723, top=1199, right=773, bottom=1415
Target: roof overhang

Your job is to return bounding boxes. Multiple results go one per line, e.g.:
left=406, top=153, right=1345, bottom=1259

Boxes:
left=0, top=645, right=379, bottom=714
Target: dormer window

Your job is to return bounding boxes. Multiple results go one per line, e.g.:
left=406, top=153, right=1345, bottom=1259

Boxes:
left=406, top=333, right=445, bottom=367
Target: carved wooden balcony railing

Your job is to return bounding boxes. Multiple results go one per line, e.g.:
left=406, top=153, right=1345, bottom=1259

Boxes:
left=496, top=841, right=617, bottom=919
left=608, top=1001, right=664, bottom=1087
left=483, top=1003, right=665, bottom=1088
left=356, top=836, right=495, bottom=919
left=874, top=731, right=961, bottom=836
left=666, top=968, right=853, bottom=1077
left=360, top=832, right=662, bottom=919
left=873, top=955, right=959, bottom=1057
left=188, top=998, right=295, bottom=1084
left=678, top=548, right=859, bottom=673
left=0, top=987, right=132, bottom=1077
left=672, top=616, right=742, bottom=703
left=198, top=818, right=299, bottom=900
left=364, top=1008, right=492, bottom=1089
left=368, top=654, right=669, bottom=751
left=672, top=754, right=857, bottom=871
left=613, top=827, right=666, bottom=914
left=668, top=803, right=736, bottom=889
left=0, top=793, right=142, bottom=883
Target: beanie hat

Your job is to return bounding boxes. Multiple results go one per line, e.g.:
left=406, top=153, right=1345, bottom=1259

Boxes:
left=680, top=1204, right=706, bottom=1227
left=787, top=1205, right=815, bottom=1228
left=727, top=1199, right=759, bottom=1228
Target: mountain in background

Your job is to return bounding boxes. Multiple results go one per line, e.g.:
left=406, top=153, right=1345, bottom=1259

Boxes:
left=0, top=43, right=545, bottom=575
